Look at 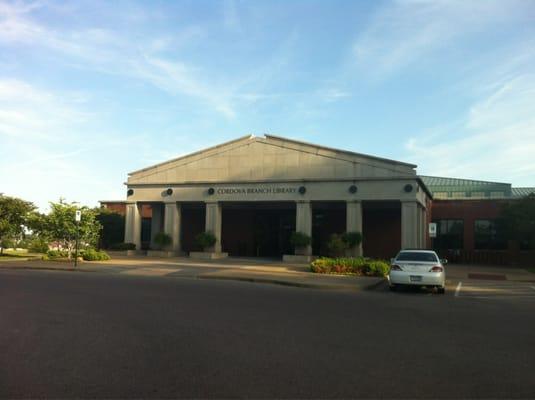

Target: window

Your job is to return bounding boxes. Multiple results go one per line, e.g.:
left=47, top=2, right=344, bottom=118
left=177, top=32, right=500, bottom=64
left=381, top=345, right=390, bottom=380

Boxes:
left=433, top=192, right=448, bottom=199
left=471, top=192, right=485, bottom=198
left=396, top=252, right=438, bottom=262
left=474, top=219, right=506, bottom=250
left=490, top=191, right=504, bottom=198
left=433, top=219, right=464, bottom=250
left=451, top=192, right=467, bottom=198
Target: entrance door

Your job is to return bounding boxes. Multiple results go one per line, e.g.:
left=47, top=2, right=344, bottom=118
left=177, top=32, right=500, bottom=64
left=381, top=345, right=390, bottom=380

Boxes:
left=221, top=202, right=296, bottom=258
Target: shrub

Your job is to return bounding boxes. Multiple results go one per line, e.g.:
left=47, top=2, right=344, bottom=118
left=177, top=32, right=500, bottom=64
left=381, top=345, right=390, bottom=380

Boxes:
left=28, top=237, right=49, bottom=253
left=326, top=234, right=348, bottom=257
left=82, top=248, right=111, bottom=261
left=310, top=257, right=389, bottom=277
left=290, top=232, right=312, bottom=248
left=154, top=232, right=172, bottom=249
left=342, top=232, right=363, bottom=248
left=0, top=238, right=15, bottom=250
left=195, top=231, right=217, bottom=250
left=109, top=242, right=136, bottom=251
left=366, top=260, right=390, bottom=277
left=46, top=249, right=69, bottom=258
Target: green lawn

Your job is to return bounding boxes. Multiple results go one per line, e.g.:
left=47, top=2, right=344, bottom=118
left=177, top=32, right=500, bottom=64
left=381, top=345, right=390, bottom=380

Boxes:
left=525, top=267, right=535, bottom=274
left=0, top=249, right=43, bottom=260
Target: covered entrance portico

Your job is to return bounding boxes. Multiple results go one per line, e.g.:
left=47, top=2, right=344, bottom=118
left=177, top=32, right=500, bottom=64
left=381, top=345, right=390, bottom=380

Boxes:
left=123, top=135, right=431, bottom=261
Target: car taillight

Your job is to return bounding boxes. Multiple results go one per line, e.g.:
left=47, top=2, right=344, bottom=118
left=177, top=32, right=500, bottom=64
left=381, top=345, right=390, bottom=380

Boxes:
left=429, top=266, right=443, bottom=272
left=390, top=264, right=403, bottom=271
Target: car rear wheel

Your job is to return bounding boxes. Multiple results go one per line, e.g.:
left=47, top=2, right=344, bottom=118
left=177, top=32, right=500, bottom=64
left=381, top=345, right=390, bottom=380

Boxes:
left=437, top=286, right=445, bottom=294
left=389, top=284, right=397, bottom=291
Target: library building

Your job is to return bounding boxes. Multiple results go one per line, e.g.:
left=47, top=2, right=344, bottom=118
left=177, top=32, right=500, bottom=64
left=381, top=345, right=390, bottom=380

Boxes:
left=100, top=134, right=534, bottom=263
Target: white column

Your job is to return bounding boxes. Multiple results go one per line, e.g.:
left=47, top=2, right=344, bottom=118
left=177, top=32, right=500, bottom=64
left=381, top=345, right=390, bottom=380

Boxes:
left=150, top=203, right=163, bottom=248
left=296, top=201, right=312, bottom=255
left=420, top=206, right=427, bottom=249
left=346, top=201, right=363, bottom=256
left=164, top=202, right=181, bottom=253
left=205, top=202, right=222, bottom=253
left=401, top=201, right=418, bottom=249
left=124, top=202, right=142, bottom=250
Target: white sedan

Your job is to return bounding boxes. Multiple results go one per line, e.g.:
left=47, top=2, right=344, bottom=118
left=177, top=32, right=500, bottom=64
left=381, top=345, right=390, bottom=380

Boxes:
left=389, top=250, right=446, bottom=294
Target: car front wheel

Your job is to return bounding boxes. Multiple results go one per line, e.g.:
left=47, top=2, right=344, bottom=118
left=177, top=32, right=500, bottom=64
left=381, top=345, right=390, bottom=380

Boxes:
left=437, top=286, right=445, bottom=294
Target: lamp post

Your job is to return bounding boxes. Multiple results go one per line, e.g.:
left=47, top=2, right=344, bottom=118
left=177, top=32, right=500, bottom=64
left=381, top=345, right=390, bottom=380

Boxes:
left=74, top=210, right=81, bottom=267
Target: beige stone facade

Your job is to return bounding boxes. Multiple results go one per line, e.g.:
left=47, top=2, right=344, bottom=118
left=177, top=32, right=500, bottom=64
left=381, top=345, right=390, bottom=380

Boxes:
left=124, top=135, right=431, bottom=259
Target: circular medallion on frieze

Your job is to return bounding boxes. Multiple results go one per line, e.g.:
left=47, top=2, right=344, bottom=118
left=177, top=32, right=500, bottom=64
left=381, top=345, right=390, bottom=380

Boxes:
left=349, top=185, right=358, bottom=194
left=404, top=184, right=414, bottom=193
left=208, top=187, right=215, bottom=195
left=166, top=188, right=173, bottom=195
left=127, top=189, right=134, bottom=197
left=298, top=186, right=306, bottom=195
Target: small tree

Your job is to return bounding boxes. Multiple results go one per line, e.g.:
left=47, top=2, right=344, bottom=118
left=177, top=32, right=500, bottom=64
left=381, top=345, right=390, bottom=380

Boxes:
left=290, top=232, right=312, bottom=255
left=195, top=231, right=217, bottom=251
left=0, top=195, right=35, bottom=255
left=327, top=234, right=347, bottom=257
left=96, top=208, right=125, bottom=249
left=154, top=232, right=172, bottom=250
left=342, top=232, right=363, bottom=249
left=38, top=200, right=102, bottom=259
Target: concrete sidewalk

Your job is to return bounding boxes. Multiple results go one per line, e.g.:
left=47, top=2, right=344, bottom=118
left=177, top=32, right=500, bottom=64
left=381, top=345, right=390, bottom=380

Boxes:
left=0, top=255, right=384, bottom=292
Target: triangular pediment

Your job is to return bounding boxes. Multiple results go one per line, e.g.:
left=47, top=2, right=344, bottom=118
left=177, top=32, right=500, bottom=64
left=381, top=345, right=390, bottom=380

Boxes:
left=127, top=135, right=416, bottom=184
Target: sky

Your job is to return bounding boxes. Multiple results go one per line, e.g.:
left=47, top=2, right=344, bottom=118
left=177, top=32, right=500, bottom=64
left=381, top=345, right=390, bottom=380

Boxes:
left=1, top=0, right=534, bottom=211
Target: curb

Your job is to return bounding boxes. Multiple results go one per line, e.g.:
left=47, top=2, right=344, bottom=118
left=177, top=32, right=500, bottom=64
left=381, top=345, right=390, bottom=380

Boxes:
left=198, top=274, right=385, bottom=291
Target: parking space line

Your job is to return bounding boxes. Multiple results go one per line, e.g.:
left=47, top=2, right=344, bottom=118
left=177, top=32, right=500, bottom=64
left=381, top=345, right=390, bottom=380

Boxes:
left=531, top=286, right=535, bottom=291
left=455, top=281, right=462, bottom=297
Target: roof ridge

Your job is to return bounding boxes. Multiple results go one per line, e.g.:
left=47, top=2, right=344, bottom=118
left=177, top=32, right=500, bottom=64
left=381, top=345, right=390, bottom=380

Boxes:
left=264, top=134, right=417, bottom=168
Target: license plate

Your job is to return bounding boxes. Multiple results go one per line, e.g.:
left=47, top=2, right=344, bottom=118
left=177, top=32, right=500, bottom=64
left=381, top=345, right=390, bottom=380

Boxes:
left=410, top=275, right=422, bottom=282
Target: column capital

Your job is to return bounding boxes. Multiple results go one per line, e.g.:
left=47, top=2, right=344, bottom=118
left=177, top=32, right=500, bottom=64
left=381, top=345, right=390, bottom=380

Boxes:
left=296, top=200, right=310, bottom=204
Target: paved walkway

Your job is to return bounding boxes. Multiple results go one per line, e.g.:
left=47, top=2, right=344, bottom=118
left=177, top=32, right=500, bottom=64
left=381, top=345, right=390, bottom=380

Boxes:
left=0, top=254, right=384, bottom=292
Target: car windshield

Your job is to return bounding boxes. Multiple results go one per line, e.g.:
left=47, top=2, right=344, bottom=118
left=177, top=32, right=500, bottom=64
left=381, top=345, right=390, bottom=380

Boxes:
left=396, top=252, right=438, bottom=262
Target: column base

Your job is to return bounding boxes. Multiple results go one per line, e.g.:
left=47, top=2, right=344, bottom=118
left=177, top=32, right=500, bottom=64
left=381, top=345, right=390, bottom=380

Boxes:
left=126, top=250, right=146, bottom=256
left=283, top=254, right=318, bottom=264
left=190, top=251, right=229, bottom=260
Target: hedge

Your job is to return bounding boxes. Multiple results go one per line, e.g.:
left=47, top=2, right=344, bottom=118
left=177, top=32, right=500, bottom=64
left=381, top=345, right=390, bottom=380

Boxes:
left=310, top=257, right=389, bottom=277
left=82, top=249, right=111, bottom=261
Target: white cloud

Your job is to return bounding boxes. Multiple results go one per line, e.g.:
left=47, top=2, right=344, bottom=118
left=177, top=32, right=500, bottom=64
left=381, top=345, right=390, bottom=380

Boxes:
left=353, top=0, right=533, bottom=78
left=406, top=72, right=535, bottom=185
left=0, top=1, right=238, bottom=118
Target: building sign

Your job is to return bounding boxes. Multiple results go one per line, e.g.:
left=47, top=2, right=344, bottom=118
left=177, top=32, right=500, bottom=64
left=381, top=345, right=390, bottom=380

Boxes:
left=429, top=222, right=437, bottom=238
left=216, top=187, right=298, bottom=195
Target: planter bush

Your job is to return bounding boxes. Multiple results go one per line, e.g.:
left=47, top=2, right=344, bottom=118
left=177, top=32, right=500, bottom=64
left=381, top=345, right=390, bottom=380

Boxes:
left=342, top=232, right=363, bottom=248
left=195, top=231, right=217, bottom=250
left=154, top=232, right=172, bottom=249
left=82, top=249, right=111, bottom=261
left=290, top=232, right=312, bottom=247
left=326, top=234, right=347, bottom=257
left=310, top=257, right=389, bottom=277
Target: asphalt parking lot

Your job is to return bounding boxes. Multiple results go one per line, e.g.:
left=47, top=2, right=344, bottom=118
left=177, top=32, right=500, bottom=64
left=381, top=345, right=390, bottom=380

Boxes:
left=1, top=268, right=534, bottom=399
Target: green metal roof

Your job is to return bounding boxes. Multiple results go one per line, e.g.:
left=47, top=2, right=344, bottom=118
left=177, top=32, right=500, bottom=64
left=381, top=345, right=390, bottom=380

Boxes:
left=511, top=187, right=535, bottom=198
left=419, top=175, right=512, bottom=199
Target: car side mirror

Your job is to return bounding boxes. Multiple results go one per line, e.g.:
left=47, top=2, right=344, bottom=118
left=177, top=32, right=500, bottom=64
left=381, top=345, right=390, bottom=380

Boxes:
left=441, top=259, right=448, bottom=265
